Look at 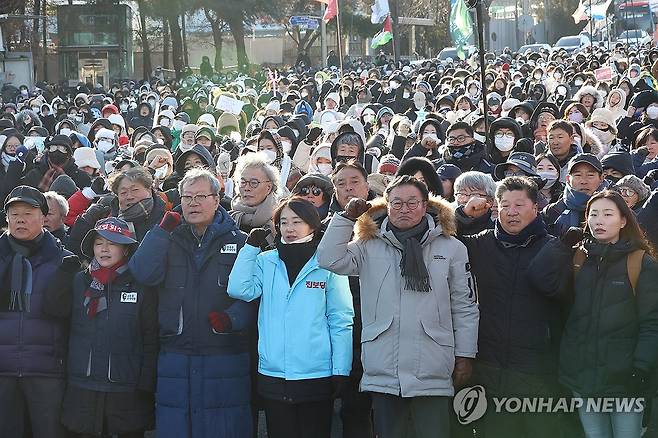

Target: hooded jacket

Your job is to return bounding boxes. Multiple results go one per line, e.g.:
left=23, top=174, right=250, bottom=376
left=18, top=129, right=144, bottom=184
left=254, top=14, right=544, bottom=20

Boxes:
left=317, top=197, right=479, bottom=397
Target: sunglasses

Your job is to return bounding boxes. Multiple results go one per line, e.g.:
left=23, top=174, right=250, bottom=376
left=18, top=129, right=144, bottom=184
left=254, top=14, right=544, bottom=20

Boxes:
left=300, top=186, right=323, bottom=197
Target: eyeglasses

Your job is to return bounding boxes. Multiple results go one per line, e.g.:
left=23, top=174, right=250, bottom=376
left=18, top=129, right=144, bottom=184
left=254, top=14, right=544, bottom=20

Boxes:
left=300, top=186, right=323, bottom=197
left=48, top=145, right=68, bottom=153
left=447, top=135, right=472, bottom=144
left=389, top=198, right=424, bottom=210
left=495, top=132, right=515, bottom=139
left=455, top=192, right=488, bottom=200
left=180, top=193, right=217, bottom=204
left=617, top=187, right=637, bottom=198
left=239, top=178, right=270, bottom=189
left=504, top=170, right=525, bottom=177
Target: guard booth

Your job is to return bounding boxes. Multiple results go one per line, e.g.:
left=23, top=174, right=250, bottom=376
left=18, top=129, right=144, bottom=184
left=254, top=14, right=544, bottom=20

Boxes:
left=56, top=2, right=133, bottom=86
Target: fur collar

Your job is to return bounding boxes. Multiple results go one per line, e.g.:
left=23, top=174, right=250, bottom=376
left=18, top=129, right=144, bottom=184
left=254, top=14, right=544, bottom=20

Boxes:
left=354, top=195, right=456, bottom=241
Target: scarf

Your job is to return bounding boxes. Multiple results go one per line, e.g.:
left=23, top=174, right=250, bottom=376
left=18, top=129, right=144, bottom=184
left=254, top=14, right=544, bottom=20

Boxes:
left=84, top=258, right=128, bottom=319
left=118, top=197, right=154, bottom=222
left=388, top=216, right=431, bottom=293
left=38, top=160, right=64, bottom=192
left=563, top=184, right=592, bottom=211
left=276, top=235, right=319, bottom=286
left=444, top=142, right=482, bottom=170
left=494, top=215, right=547, bottom=248
left=6, top=233, right=43, bottom=312
left=230, top=192, right=278, bottom=229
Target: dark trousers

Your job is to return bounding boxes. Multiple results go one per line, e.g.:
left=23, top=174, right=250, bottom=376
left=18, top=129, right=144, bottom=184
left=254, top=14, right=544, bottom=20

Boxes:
left=340, top=350, right=374, bottom=438
left=371, top=393, right=450, bottom=438
left=262, top=397, right=333, bottom=438
left=0, top=376, right=67, bottom=438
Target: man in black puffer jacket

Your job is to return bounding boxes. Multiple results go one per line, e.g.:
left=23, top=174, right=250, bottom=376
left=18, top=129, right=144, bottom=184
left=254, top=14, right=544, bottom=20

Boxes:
left=457, top=176, right=565, bottom=438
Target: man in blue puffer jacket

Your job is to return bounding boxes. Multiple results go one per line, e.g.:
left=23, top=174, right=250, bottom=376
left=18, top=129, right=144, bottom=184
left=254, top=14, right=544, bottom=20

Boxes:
left=129, top=168, right=257, bottom=438
left=0, top=186, right=74, bottom=438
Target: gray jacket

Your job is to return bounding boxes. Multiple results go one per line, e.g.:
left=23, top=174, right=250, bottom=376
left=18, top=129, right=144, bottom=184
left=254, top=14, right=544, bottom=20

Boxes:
left=317, top=196, right=479, bottom=397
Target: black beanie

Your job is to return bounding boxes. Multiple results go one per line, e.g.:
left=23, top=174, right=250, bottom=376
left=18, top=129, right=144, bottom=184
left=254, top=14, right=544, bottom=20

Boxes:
left=601, top=151, right=635, bottom=176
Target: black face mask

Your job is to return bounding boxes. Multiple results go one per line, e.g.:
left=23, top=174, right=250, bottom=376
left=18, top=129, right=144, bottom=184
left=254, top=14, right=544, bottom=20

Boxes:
left=134, top=152, right=146, bottom=164
left=605, top=175, right=620, bottom=184
left=49, top=151, right=69, bottom=165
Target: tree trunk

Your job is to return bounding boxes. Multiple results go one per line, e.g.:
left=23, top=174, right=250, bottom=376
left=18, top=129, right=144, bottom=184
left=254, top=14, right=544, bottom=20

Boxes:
left=163, top=16, right=169, bottom=69
left=167, top=14, right=184, bottom=78
left=32, top=0, right=41, bottom=79
left=42, top=0, right=48, bottom=81
left=204, top=8, right=224, bottom=72
left=137, top=0, right=152, bottom=80
left=182, top=13, right=189, bottom=67
left=226, top=12, right=249, bottom=72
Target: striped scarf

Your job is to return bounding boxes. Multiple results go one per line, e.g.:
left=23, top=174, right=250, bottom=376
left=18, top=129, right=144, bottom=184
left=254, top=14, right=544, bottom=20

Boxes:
left=84, top=258, right=128, bottom=318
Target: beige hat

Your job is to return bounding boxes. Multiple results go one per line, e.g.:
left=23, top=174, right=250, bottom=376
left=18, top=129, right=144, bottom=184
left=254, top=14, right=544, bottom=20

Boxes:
left=588, top=108, right=618, bottom=135
left=73, top=147, right=101, bottom=169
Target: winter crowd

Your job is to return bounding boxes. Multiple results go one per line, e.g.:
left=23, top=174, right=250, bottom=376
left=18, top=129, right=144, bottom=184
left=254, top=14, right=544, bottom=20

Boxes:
left=2, top=41, right=658, bottom=438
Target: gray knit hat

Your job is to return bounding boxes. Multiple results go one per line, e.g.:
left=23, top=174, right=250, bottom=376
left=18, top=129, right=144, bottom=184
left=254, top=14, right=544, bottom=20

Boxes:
left=615, top=175, right=651, bottom=204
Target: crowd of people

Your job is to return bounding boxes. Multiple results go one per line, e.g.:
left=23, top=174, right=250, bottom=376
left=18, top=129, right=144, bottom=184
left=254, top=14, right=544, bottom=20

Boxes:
left=2, top=40, right=658, bottom=438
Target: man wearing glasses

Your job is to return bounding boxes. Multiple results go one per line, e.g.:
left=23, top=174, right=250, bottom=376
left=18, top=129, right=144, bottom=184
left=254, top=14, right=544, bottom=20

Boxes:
left=439, top=122, right=491, bottom=173
left=23, top=134, right=91, bottom=192
left=318, top=175, right=479, bottom=438
left=130, top=168, right=256, bottom=438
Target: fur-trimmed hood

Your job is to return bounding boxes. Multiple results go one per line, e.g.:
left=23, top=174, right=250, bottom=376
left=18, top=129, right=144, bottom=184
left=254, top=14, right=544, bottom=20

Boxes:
left=354, top=195, right=456, bottom=241
left=574, top=85, right=604, bottom=110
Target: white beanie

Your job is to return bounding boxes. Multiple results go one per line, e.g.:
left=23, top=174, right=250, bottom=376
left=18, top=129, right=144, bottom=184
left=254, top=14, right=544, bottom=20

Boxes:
left=107, top=114, right=125, bottom=129
left=197, top=113, right=216, bottom=127
left=265, top=100, right=281, bottom=113
left=73, top=147, right=101, bottom=169
left=325, top=92, right=339, bottom=106
left=95, top=127, right=116, bottom=141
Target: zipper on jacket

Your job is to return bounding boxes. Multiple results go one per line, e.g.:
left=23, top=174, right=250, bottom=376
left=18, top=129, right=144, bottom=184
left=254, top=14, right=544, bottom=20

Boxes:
left=86, top=349, right=92, bottom=377
left=107, top=354, right=114, bottom=382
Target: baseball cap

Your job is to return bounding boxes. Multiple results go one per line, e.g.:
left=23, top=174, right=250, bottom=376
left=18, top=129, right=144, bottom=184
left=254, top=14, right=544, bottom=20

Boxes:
left=568, top=153, right=603, bottom=174
left=494, top=152, right=538, bottom=180
left=4, top=185, right=48, bottom=215
left=80, top=217, right=138, bottom=258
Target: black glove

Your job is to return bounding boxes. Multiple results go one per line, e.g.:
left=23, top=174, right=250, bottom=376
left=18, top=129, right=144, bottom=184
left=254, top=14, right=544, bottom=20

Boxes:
left=82, top=203, right=112, bottom=224
left=644, top=169, right=658, bottom=188
left=561, top=227, right=584, bottom=248
left=246, top=228, right=271, bottom=248
left=90, top=176, right=109, bottom=196
left=60, top=255, right=81, bottom=273
left=331, top=375, right=350, bottom=399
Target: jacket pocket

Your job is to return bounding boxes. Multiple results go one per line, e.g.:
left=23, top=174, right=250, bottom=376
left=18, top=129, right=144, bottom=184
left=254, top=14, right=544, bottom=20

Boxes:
left=361, top=316, right=395, bottom=377
left=605, top=338, right=634, bottom=385
left=159, top=306, right=183, bottom=337
left=417, top=318, right=455, bottom=380
left=108, top=352, right=140, bottom=385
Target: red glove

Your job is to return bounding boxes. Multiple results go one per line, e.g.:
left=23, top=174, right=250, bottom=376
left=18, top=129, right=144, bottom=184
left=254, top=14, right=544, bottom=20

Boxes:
left=209, top=311, right=232, bottom=333
left=159, top=211, right=181, bottom=232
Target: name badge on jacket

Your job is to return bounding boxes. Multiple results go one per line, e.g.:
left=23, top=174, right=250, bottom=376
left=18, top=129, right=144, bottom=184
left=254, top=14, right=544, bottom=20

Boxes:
left=305, top=281, right=326, bottom=290
left=221, top=244, right=237, bottom=254
left=120, top=292, right=138, bottom=303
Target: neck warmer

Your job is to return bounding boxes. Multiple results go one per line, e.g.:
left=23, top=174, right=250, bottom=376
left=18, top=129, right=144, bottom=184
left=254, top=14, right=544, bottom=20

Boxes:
left=119, top=196, right=154, bottom=222
left=494, top=215, right=547, bottom=248
left=1, top=152, right=16, bottom=170
left=276, top=235, right=319, bottom=286
left=563, top=183, right=592, bottom=211
left=230, top=192, right=277, bottom=229
left=84, top=258, right=128, bottom=318
left=388, top=216, right=431, bottom=293
left=6, top=232, right=44, bottom=312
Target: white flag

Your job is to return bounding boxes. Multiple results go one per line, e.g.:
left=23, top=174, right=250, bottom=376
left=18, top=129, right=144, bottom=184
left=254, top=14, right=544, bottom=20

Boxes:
left=371, top=0, right=390, bottom=24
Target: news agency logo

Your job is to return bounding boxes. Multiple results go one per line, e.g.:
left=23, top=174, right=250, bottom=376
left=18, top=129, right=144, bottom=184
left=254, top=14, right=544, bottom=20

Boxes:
left=453, top=385, right=646, bottom=424
left=453, top=385, right=487, bottom=424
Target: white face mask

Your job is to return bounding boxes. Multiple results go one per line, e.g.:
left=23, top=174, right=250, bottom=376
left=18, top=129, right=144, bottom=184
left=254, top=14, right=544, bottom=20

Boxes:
left=97, top=139, right=114, bottom=153
left=120, top=103, right=129, bottom=111
left=262, top=149, right=276, bottom=164
left=494, top=136, right=515, bottom=151
left=554, top=72, right=562, bottom=80
left=160, top=117, right=171, bottom=127
left=59, top=128, right=72, bottom=136
left=389, top=81, right=400, bottom=89
left=317, top=163, right=333, bottom=175
left=403, top=91, right=410, bottom=99
left=154, top=164, right=169, bottom=179
left=423, top=133, right=439, bottom=143
left=173, top=120, right=185, bottom=131
left=473, top=133, right=486, bottom=143
left=538, top=171, right=558, bottom=188
left=574, top=79, right=584, bottom=86
left=647, top=106, right=658, bottom=119
left=281, top=140, right=292, bottom=154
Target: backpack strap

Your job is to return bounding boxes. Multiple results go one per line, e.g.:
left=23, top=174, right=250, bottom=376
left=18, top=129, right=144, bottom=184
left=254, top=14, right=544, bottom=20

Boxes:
left=627, top=249, right=646, bottom=296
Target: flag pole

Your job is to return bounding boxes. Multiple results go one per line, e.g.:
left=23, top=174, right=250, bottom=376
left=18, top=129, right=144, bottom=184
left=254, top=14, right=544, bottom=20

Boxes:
left=474, top=0, right=489, bottom=136
left=335, top=0, right=344, bottom=80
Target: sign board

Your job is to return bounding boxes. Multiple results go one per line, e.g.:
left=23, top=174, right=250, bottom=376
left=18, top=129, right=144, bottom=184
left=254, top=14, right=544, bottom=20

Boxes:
left=289, top=16, right=320, bottom=29
left=594, top=66, right=614, bottom=82
left=215, top=95, right=244, bottom=115
left=398, top=17, right=435, bottom=26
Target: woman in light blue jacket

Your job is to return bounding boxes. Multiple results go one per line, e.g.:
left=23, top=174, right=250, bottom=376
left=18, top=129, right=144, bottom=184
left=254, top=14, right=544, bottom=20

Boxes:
left=228, top=197, right=354, bottom=438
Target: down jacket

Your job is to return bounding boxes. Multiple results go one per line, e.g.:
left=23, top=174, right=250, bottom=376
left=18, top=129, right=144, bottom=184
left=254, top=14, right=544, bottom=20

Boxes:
left=317, top=196, right=479, bottom=397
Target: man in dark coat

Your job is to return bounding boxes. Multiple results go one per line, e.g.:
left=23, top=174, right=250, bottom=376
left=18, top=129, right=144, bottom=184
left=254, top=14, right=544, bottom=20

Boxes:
left=0, top=186, right=74, bottom=438
left=129, top=168, right=257, bottom=438
left=22, top=134, right=91, bottom=191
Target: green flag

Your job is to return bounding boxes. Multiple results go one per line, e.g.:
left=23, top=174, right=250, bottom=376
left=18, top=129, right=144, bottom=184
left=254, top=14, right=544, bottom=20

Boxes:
left=449, top=0, right=474, bottom=59
left=371, top=15, right=393, bottom=49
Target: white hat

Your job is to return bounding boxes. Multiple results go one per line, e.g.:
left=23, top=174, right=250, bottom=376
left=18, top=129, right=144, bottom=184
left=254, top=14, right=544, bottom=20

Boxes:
left=324, top=92, right=339, bottom=105
left=73, top=147, right=101, bottom=169
left=197, top=113, right=216, bottom=127
left=265, top=100, right=280, bottom=113
left=158, top=109, right=175, bottom=121
left=95, top=127, right=116, bottom=141
left=107, top=114, right=125, bottom=129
